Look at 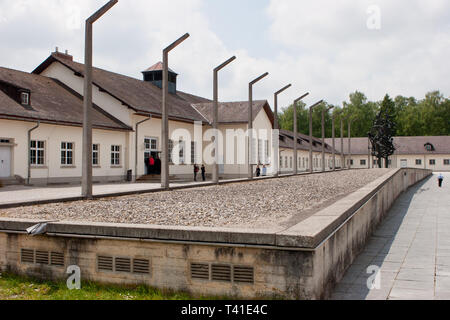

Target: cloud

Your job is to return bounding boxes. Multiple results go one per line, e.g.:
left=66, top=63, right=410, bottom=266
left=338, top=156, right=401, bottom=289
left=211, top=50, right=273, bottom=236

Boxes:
left=0, top=0, right=449, bottom=111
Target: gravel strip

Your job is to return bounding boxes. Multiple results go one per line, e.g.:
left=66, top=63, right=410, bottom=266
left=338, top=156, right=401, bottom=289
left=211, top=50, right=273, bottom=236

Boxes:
left=0, top=169, right=392, bottom=229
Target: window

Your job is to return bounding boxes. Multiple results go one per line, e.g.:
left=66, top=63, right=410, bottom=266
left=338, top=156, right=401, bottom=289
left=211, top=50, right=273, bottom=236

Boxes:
left=429, top=159, right=436, bottom=166
left=373, top=159, right=378, bottom=165
left=258, top=139, right=263, bottom=164
left=93, top=144, right=100, bottom=166
left=444, top=159, right=450, bottom=166
left=279, top=156, right=283, bottom=168
left=360, top=159, right=366, bottom=166
left=416, top=159, right=422, bottom=165
left=21, top=92, right=29, bottom=105
left=179, top=140, right=185, bottom=164
left=168, top=140, right=174, bottom=163
left=265, top=140, right=270, bottom=163
left=111, top=145, right=121, bottom=166
left=61, top=142, right=74, bottom=166
left=285, top=156, right=288, bottom=168
left=30, top=140, right=45, bottom=166
left=290, top=157, right=293, bottom=168
left=191, top=141, right=196, bottom=164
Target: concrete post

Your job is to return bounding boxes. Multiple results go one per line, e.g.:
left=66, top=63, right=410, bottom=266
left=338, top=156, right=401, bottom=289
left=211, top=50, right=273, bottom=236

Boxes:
left=293, top=93, right=309, bottom=175
left=248, top=72, right=269, bottom=180
left=213, top=56, right=236, bottom=184
left=273, top=84, right=292, bottom=177
left=341, top=118, right=345, bottom=169
left=82, top=0, right=118, bottom=199
left=322, top=106, right=334, bottom=172
left=308, top=100, right=323, bottom=173
left=161, top=33, right=190, bottom=189
left=332, top=114, right=336, bottom=171
left=348, top=119, right=352, bottom=170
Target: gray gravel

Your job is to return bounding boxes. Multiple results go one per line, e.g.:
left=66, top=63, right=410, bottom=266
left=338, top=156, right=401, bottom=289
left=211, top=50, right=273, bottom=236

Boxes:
left=0, top=169, right=392, bottom=229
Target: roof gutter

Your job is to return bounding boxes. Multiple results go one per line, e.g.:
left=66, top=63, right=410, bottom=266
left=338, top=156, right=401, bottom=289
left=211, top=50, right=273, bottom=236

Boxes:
left=135, top=116, right=152, bottom=181
left=27, top=121, right=40, bottom=185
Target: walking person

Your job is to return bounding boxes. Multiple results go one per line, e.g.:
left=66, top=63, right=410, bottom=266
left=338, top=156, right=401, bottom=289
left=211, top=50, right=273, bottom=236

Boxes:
left=194, top=164, right=199, bottom=182
left=201, top=164, right=206, bottom=182
left=438, top=173, right=444, bottom=188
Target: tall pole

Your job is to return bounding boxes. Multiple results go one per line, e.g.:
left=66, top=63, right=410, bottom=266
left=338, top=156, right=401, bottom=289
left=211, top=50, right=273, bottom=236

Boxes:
left=273, top=84, right=292, bottom=177
left=332, top=113, right=336, bottom=171
left=213, top=56, right=236, bottom=184
left=309, top=100, right=323, bottom=173
left=161, top=33, right=190, bottom=189
left=348, top=118, right=353, bottom=170
left=322, top=106, right=334, bottom=172
left=293, top=93, right=309, bottom=175
left=248, top=72, right=269, bottom=180
left=82, top=0, right=118, bottom=199
left=340, top=118, right=344, bottom=169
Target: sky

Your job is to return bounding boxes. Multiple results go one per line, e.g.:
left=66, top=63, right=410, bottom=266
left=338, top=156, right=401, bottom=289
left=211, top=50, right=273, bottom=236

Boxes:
left=0, top=0, right=449, bottom=111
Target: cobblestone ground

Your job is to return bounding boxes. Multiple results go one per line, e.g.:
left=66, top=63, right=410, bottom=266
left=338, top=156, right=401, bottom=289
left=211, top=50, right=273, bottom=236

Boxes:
left=0, top=169, right=392, bottom=229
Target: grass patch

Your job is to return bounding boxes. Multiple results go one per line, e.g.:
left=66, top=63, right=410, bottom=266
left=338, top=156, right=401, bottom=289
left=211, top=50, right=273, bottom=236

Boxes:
left=0, top=272, right=227, bottom=300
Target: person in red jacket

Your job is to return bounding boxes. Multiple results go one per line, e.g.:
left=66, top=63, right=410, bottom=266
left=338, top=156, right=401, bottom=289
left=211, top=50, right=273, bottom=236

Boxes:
left=148, top=156, right=155, bottom=174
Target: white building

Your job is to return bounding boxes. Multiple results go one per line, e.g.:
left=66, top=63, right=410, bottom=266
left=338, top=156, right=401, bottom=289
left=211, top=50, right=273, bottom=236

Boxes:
left=326, top=136, right=450, bottom=171
left=0, top=50, right=275, bottom=185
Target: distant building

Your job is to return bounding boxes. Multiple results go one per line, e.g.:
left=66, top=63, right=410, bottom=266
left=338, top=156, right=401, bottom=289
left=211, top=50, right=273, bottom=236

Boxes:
left=326, top=136, right=450, bottom=171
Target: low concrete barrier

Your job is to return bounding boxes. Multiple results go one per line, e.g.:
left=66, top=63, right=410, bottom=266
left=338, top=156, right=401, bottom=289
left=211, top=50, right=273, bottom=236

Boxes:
left=0, top=168, right=431, bottom=299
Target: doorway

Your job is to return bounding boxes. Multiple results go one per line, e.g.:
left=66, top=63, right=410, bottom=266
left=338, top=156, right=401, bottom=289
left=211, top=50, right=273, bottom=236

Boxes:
left=0, top=146, right=11, bottom=178
left=144, top=138, right=160, bottom=175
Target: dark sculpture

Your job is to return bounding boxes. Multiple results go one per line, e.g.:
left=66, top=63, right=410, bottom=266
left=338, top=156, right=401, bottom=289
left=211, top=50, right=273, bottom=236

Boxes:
left=368, top=100, right=396, bottom=168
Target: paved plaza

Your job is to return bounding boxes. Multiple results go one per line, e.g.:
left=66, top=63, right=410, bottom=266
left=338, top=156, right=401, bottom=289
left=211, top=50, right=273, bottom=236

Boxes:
left=331, top=173, right=450, bottom=300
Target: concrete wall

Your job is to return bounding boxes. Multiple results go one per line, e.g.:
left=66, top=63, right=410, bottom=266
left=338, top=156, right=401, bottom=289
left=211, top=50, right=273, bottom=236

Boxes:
left=0, top=168, right=431, bottom=299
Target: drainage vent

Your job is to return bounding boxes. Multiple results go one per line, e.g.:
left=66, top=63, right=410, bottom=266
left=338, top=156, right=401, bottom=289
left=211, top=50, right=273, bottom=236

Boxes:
left=21, top=249, right=34, bottom=264
left=211, top=264, right=232, bottom=282
left=133, top=259, right=150, bottom=274
left=50, top=252, right=65, bottom=267
left=190, top=263, right=209, bottom=280
left=233, top=266, right=254, bottom=284
left=115, top=258, right=131, bottom=273
left=35, top=251, right=49, bottom=265
left=98, top=256, right=113, bottom=271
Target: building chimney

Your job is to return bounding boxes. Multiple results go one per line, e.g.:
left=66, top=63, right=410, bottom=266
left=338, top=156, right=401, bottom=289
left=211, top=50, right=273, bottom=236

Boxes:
left=52, top=48, right=73, bottom=62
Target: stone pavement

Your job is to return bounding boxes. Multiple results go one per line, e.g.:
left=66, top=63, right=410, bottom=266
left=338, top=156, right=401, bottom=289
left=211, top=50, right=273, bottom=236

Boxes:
left=331, top=173, right=450, bottom=300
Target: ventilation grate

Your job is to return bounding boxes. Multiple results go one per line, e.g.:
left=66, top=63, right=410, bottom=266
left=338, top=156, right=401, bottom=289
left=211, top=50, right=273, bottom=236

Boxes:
left=211, top=264, right=232, bottom=282
left=133, top=259, right=150, bottom=274
left=233, top=266, right=254, bottom=284
left=115, top=257, right=131, bottom=273
left=190, top=263, right=210, bottom=280
left=98, top=256, right=113, bottom=272
left=21, top=249, right=34, bottom=264
left=50, top=252, right=65, bottom=267
left=35, top=250, right=49, bottom=265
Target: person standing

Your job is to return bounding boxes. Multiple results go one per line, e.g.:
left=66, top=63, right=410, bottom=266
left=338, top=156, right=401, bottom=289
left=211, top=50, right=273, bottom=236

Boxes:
left=194, top=164, right=199, bottom=182
left=256, top=165, right=261, bottom=177
left=148, top=155, right=155, bottom=174
left=155, top=154, right=162, bottom=175
left=201, top=164, right=206, bottom=182
left=262, top=165, right=267, bottom=176
left=438, top=173, right=444, bottom=188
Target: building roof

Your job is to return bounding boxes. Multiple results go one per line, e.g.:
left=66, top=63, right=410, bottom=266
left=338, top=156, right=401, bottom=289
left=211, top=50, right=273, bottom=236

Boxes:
left=143, top=61, right=177, bottom=74
left=33, top=53, right=210, bottom=123
left=0, top=67, right=131, bottom=131
left=279, top=129, right=336, bottom=153
left=191, top=100, right=274, bottom=125
left=325, top=136, right=450, bottom=155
